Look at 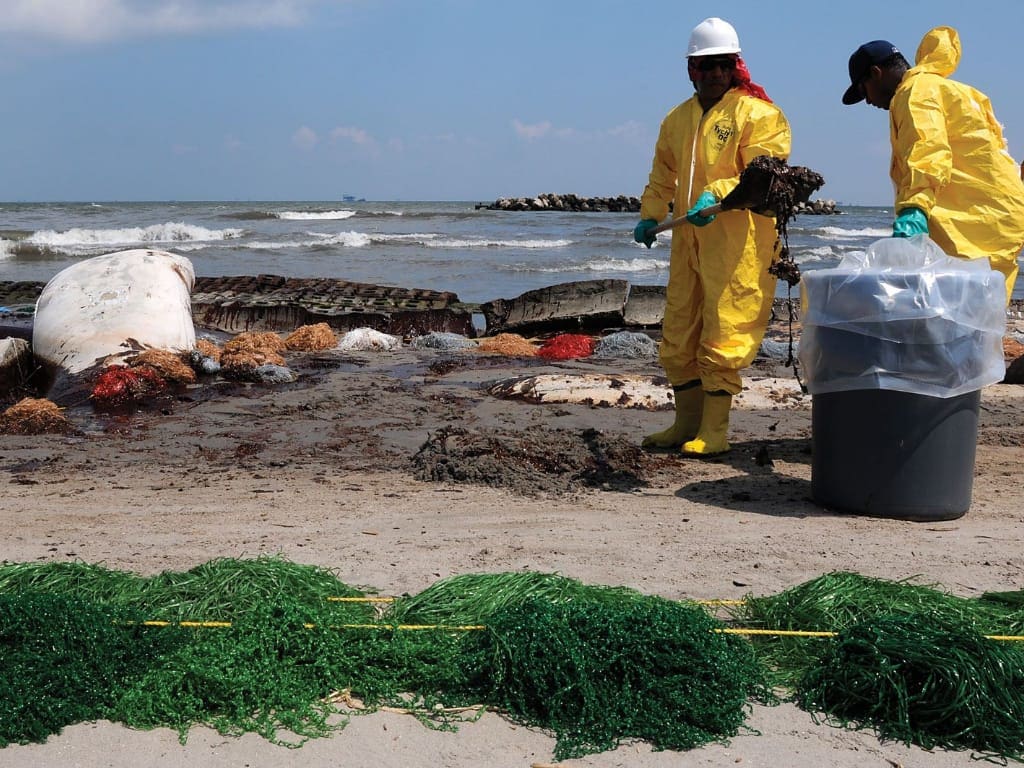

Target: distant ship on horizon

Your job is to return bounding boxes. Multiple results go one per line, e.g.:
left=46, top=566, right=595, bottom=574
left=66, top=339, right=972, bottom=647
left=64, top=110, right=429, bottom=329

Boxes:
left=341, top=195, right=366, bottom=202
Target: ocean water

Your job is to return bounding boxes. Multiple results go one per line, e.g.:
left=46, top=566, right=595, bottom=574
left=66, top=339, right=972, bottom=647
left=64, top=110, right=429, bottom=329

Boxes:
left=1, top=200, right=1021, bottom=304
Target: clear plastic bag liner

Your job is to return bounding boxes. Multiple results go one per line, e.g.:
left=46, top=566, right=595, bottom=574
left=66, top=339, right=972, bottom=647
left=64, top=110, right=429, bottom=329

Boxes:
left=798, top=236, right=1006, bottom=397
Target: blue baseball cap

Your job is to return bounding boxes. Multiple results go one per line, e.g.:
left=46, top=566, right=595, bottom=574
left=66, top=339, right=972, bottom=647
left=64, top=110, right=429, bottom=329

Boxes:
left=842, top=40, right=901, bottom=104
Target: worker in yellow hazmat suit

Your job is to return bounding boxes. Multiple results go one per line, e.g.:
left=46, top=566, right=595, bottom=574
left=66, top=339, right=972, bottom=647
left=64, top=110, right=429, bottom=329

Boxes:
left=842, top=27, right=1024, bottom=304
left=633, top=17, right=791, bottom=456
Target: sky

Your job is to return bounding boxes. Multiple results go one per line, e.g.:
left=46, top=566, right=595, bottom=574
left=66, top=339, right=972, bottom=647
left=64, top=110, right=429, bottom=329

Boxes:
left=1, top=0, right=1022, bottom=205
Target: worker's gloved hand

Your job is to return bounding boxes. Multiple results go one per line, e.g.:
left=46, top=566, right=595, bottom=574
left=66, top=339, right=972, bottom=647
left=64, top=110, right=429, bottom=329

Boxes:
left=686, top=191, right=718, bottom=226
left=633, top=219, right=658, bottom=248
left=892, top=207, right=928, bottom=238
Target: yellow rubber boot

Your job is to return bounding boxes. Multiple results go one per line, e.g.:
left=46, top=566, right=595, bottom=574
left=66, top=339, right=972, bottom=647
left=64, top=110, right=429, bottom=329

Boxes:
left=682, top=392, right=732, bottom=456
left=642, top=380, right=703, bottom=449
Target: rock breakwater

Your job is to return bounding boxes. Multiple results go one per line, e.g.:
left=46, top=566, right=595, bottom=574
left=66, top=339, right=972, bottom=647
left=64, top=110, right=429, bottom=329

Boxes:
left=793, top=199, right=840, bottom=215
left=476, top=194, right=641, bottom=212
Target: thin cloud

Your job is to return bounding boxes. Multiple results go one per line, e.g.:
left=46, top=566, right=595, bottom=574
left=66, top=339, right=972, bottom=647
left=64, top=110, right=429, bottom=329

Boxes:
left=513, top=119, right=552, bottom=140
left=607, top=120, right=645, bottom=140
left=0, top=0, right=316, bottom=43
left=292, top=125, right=318, bottom=150
left=330, top=126, right=374, bottom=146
left=515, top=118, right=646, bottom=142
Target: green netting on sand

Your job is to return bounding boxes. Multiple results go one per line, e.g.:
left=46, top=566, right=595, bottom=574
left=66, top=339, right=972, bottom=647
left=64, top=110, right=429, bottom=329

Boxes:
left=468, top=596, right=769, bottom=761
left=729, top=571, right=1024, bottom=688
left=0, top=591, right=183, bottom=747
left=0, top=561, right=767, bottom=757
left=0, top=556, right=374, bottom=623
left=797, top=614, right=1024, bottom=762
left=384, top=570, right=650, bottom=625
left=8, top=561, right=1024, bottom=762
left=112, top=599, right=485, bottom=746
left=384, top=571, right=770, bottom=759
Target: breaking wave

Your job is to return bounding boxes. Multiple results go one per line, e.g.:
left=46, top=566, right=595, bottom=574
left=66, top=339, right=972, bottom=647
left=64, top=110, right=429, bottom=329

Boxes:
left=530, top=257, right=669, bottom=274
left=818, top=225, right=890, bottom=239
left=275, top=210, right=357, bottom=220
left=25, top=222, right=244, bottom=255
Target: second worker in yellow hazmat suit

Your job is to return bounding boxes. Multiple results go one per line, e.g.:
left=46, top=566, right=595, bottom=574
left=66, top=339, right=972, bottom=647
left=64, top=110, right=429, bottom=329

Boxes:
left=633, top=17, right=791, bottom=456
left=841, top=27, right=1024, bottom=304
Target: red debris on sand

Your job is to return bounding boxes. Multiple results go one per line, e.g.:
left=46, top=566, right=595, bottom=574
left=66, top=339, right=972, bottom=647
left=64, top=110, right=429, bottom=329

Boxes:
left=91, top=365, right=169, bottom=407
left=537, top=333, right=596, bottom=360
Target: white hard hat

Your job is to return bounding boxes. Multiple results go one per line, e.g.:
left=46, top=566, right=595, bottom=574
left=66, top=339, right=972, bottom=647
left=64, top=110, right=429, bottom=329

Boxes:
left=687, top=17, right=741, bottom=57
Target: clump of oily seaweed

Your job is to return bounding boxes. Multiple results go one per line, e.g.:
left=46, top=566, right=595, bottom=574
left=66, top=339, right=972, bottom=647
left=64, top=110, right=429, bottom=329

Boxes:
left=285, top=323, right=339, bottom=352
left=720, top=155, right=825, bottom=286
left=125, top=349, right=196, bottom=385
left=220, top=331, right=287, bottom=379
left=0, top=397, right=78, bottom=435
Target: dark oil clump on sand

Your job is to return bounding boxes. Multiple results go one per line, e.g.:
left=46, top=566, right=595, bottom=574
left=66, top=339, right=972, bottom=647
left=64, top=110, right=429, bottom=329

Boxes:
left=412, top=425, right=649, bottom=496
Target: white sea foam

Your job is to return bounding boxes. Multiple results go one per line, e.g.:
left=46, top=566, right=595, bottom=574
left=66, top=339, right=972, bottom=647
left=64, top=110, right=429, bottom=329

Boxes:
left=373, top=233, right=442, bottom=243
left=276, top=210, right=357, bottom=220
left=27, top=222, right=243, bottom=253
left=534, top=257, right=669, bottom=273
left=820, top=225, right=890, bottom=239
left=0, top=238, right=14, bottom=261
left=421, top=237, right=573, bottom=248
left=309, top=232, right=571, bottom=249
left=583, top=257, right=669, bottom=272
left=794, top=246, right=838, bottom=264
left=248, top=231, right=373, bottom=249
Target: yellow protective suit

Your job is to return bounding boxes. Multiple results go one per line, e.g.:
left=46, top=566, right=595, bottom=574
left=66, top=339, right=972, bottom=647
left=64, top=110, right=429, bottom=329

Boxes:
left=640, top=88, right=791, bottom=394
left=891, top=26, right=1024, bottom=304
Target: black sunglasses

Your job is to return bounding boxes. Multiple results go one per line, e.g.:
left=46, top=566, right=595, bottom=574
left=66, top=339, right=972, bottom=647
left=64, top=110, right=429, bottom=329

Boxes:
left=694, top=57, right=736, bottom=73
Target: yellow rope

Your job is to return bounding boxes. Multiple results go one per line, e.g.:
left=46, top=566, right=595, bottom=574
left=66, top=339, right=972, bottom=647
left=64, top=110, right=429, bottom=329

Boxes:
left=137, top=620, right=486, bottom=631
left=329, top=595, right=746, bottom=606
left=133, top=620, right=1024, bottom=641
left=717, top=628, right=837, bottom=638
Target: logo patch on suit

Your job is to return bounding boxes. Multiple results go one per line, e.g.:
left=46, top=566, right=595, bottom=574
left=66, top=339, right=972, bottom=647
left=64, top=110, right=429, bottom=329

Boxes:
left=712, top=121, right=734, bottom=145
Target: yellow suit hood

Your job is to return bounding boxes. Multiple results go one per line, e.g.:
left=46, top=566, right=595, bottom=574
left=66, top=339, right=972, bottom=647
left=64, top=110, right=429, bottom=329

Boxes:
left=889, top=26, right=1024, bottom=302
left=910, top=25, right=960, bottom=78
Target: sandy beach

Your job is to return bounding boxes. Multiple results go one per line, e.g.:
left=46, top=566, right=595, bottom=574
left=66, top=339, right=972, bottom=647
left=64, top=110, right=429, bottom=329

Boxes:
left=2, top=327, right=1024, bottom=768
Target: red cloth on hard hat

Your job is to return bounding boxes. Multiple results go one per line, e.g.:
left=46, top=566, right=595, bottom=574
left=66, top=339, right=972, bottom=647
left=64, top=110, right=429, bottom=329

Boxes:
left=732, top=57, right=772, bottom=103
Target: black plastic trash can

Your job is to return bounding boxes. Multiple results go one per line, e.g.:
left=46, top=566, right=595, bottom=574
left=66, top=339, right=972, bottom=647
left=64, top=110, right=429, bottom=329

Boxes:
left=811, top=387, right=980, bottom=521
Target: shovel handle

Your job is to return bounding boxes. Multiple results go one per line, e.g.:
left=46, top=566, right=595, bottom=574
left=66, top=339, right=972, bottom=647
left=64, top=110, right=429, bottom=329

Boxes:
left=649, top=203, right=724, bottom=236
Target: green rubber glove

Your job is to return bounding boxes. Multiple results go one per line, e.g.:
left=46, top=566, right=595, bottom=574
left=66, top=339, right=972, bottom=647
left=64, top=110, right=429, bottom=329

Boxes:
left=892, top=207, right=928, bottom=238
left=633, top=219, right=658, bottom=248
left=686, top=191, right=718, bottom=226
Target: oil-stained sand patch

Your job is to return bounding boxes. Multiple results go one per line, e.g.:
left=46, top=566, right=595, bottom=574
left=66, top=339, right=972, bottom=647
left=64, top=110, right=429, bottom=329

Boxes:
left=412, top=425, right=649, bottom=495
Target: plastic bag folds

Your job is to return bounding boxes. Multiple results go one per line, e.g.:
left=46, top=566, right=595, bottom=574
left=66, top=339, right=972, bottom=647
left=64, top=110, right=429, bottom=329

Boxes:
left=798, top=236, right=1006, bottom=397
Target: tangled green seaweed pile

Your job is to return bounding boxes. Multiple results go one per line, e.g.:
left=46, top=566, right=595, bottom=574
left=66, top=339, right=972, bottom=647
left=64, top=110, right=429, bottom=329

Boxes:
left=4, top=560, right=1024, bottom=762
